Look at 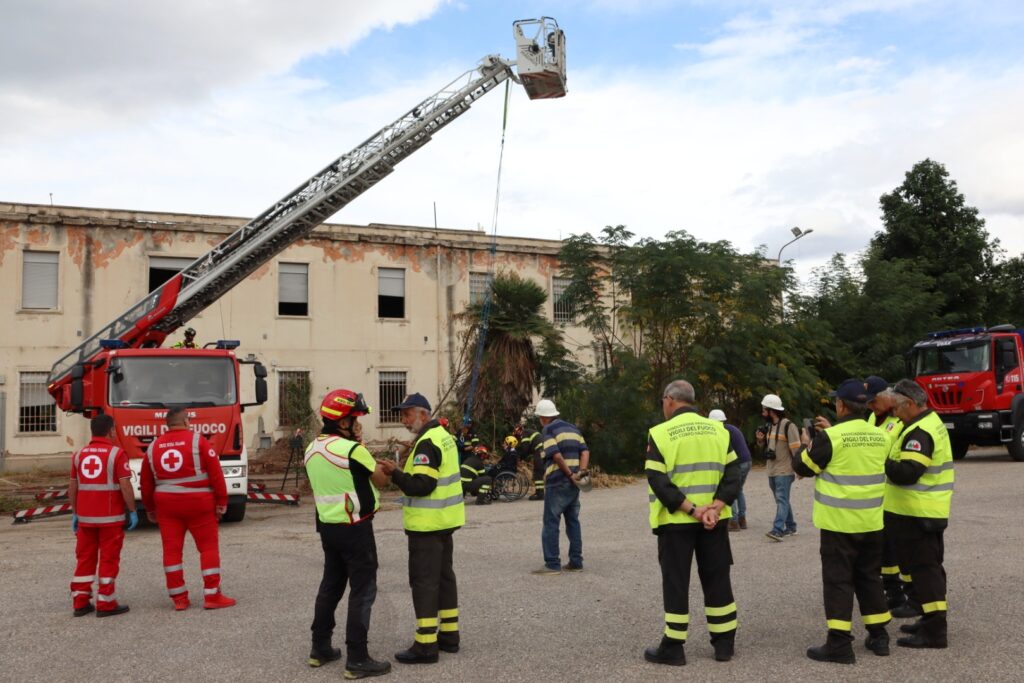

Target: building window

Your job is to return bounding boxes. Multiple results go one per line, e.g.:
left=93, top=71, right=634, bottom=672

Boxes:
left=469, top=272, right=492, bottom=307
left=19, top=372, right=56, bottom=433
left=278, top=371, right=311, bottom=426
left=552, top=276, right=575, bottom=324
left=22, top=251, right=59, bottom=310
left=149, top=256, right=194, bottom=292
left=279, top=263, right=309, bottom=316
left=378, top=268, right=405, bottom=319
left=378, top=371, right=407, bottom=424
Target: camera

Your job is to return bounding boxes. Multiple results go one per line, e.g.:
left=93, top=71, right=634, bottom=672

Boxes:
left=802, top=418, right=817, bottom=441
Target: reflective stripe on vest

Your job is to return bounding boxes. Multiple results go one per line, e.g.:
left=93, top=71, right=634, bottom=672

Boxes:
left=647, top=412, right=734, bottom=528
left=812, top=420, right=889, bottom=533
left=884, top=412, right=955, bottom=519
left=78, top=447, right=122, bottom=492
left=304, top=435, right=380, bottom=525
left=402, top=426, right=465, bottom=532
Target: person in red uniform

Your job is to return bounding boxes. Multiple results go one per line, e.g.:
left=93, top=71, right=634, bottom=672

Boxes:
left=69, top=414, right=138, bottom=617
left=141, top=406, right=235, bottom=610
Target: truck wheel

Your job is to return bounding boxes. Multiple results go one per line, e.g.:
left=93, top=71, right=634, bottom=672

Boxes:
left=221, top=501, right=246, bottom=523
left=950, top=439, right=969, bottom=460
left=1009, top=423, right=1024, bottom=462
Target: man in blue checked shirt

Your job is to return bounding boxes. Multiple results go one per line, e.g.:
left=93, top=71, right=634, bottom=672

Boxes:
left=531, top=399, right=590, bottom=575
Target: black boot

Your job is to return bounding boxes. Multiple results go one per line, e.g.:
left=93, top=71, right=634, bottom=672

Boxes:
left=394, top=645, right=439, bottom=664
left=475, top=495, right=491, bottom=506
left=891, top=598, right=922, bottom=619
left=643, top=637, right=685, bottom=666
left=712, top=634, right=735, bottom=662
left=897, top=614, right=947, bottom=649
left=529, top=491, right=544, bottom=501
left=344, top=656, right=392, bottom=679
left=899, top=619, right=923, bottom=634
left=806, top=632, right=855, bottom=664
left=308, top=642, right=342, bottom=667
left=864, top=627, right=890, bottom=656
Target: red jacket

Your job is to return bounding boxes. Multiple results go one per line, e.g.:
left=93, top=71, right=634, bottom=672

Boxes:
left=71, top=437, right=131, bottom=526
left=141, top=429, right=227, bottom=510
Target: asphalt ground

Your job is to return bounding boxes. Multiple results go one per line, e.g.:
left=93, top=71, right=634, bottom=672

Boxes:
left=1, top=449, right=1022, bottom=683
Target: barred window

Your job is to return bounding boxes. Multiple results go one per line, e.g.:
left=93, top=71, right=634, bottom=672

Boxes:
left=278, top=370, right=311, bottom=426
left=19, top=372, right=56, bottom=433
left=552, top=276, right=575, bottom=324
left=469, top=272, right=492, bottom=307
left=22, top=251, right=59, bottom=310
left=378, top=371, right=408, bottom=425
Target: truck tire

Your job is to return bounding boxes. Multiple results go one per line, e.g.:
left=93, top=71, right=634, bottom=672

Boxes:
left=221, top=501, right=246, bottom=523
left=1009, top=423, right=1024, bottom=462
left=950, top=438, right=969, bottom=461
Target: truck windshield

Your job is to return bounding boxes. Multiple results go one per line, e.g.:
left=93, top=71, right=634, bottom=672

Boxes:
left=914, top=340, right=991, bottom=376
left=109, top=357, right=237, bottom=407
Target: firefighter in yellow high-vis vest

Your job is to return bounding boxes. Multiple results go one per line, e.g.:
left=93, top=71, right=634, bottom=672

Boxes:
left=644, top=379, right=741, bottom=667
left=305, top=389, right=392, bottom=679
left=794, top=378, right=892, bottom=664
left=380, top=392, right=465, bottom=665
left=885, top=379, right=954, bottom=649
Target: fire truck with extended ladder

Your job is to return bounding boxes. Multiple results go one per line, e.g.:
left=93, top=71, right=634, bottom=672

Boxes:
left=909, top=324, right=1024, bottom=461
left=46, top=18, right=568, bottom=522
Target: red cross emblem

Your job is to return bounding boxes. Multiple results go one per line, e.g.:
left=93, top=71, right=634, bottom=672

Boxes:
left=161, top=449, right=184, bottom=473
left=81, top=454, right=103, bottom=479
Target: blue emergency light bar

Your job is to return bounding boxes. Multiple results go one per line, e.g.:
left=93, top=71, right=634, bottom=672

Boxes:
left=215, top=340, right=241, bottom=350
left=925, top=326, right=986, bottom=340
left=99, top=339, right=130, bottom=349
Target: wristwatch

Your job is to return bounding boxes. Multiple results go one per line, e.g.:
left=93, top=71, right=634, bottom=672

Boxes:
left=687, top=504, right=700, bottom=518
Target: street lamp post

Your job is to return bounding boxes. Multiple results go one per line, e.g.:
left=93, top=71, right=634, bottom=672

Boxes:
left=776, top=226, right=813, bottom=319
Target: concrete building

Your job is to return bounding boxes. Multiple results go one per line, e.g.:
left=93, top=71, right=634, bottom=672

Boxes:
left=0, top=202, right=590, bottom=471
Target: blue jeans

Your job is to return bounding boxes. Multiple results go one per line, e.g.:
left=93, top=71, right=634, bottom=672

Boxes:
left=768, top=474, right=796, bottom=534
left=542, top=485, right=582, bottom=570
left=731, top=460, right=751, bottom=519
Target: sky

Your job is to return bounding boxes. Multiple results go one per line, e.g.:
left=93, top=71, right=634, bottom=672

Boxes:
left=2, top=0, right=1023, bottom=283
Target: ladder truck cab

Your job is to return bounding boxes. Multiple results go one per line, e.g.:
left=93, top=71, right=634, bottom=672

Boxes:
left=45, top=18, right=567, bottom=522
left=910, top=324, right=1024, bottom=461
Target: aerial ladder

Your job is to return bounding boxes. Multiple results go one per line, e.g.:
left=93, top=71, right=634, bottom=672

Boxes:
left=47, top=17, right=567, bottom=400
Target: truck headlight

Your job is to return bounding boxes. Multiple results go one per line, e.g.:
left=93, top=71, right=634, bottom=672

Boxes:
left=221, top=466, right=246, bottom=478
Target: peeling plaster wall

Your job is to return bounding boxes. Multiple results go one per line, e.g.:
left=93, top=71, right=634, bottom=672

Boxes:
left=0, top=202, right=594, bottom=467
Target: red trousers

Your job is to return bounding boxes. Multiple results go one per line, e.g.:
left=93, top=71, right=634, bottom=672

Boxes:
left=155, top=492, right=222, bottom=600
left=71, top=525, right=125, bottom=611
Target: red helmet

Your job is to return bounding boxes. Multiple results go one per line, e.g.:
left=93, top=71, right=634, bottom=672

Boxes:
left=320, top=389, right=371, bottom=421
left=438, top=417, right=450, bottom=428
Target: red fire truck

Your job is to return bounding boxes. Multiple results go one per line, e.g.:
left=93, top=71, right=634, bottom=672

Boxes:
left=45, top=18, right=568, bottom=521
left=910, top=324, right=1024, bottom=461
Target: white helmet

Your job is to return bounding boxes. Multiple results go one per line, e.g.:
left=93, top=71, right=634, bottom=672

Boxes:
left=708, top=409, right=727, bottom=422
left=761, top=394, right=784, bottom=411
left=535, top=399, right=560, bottom=417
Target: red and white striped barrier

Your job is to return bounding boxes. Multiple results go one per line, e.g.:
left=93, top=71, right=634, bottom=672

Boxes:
left=248, top=482, right=266, bottom=492
left=12, top=503, right=73, bottom=524
left=247, top=491, right=299, bottom=506
left=35, top=488, right=69, bottom=502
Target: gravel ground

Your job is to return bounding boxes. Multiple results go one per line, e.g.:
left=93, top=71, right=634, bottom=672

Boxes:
left=1, top=448, right=1021, bottom=682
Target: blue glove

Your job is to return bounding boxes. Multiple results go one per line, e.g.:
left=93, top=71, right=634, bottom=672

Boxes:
left=71, top=514, right=79, bottom=534
left=125, top=510, right=139, bottom=531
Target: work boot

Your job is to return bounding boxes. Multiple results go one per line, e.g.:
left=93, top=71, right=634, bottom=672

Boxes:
left=891, top=598, right=922, bottom=619
left=806, top=633, right=855, bottom=664
left=344, top=656, right=392, bottom=679
left=308, top=644, right=342, bottom=668
left=712, top=634, right=735, bottom=662
left=203, top=592, right=237, bottom=610
left=73, top=603, right=95, bottom=617
left=438, top=640, right=460, bottom=653
left=728, top=520, right=740, bottom=532
left=96, top=604, right=130, bottom=618
left=529, top=492, right=544, bottom=501
left=900, top=619, right=923, bottom=634
left=643, top=637, right=685, bottom=666
left=864, top=627, right=890, bottom=656
left=738, top=516, right=747, bottom=530
left=897, top=615, right=947, bottom=649
left=173, top=595, right=191, bottom=611
left=475, top=495, right=491, bottom=506
left=394, top=646, right=439, bottom=664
